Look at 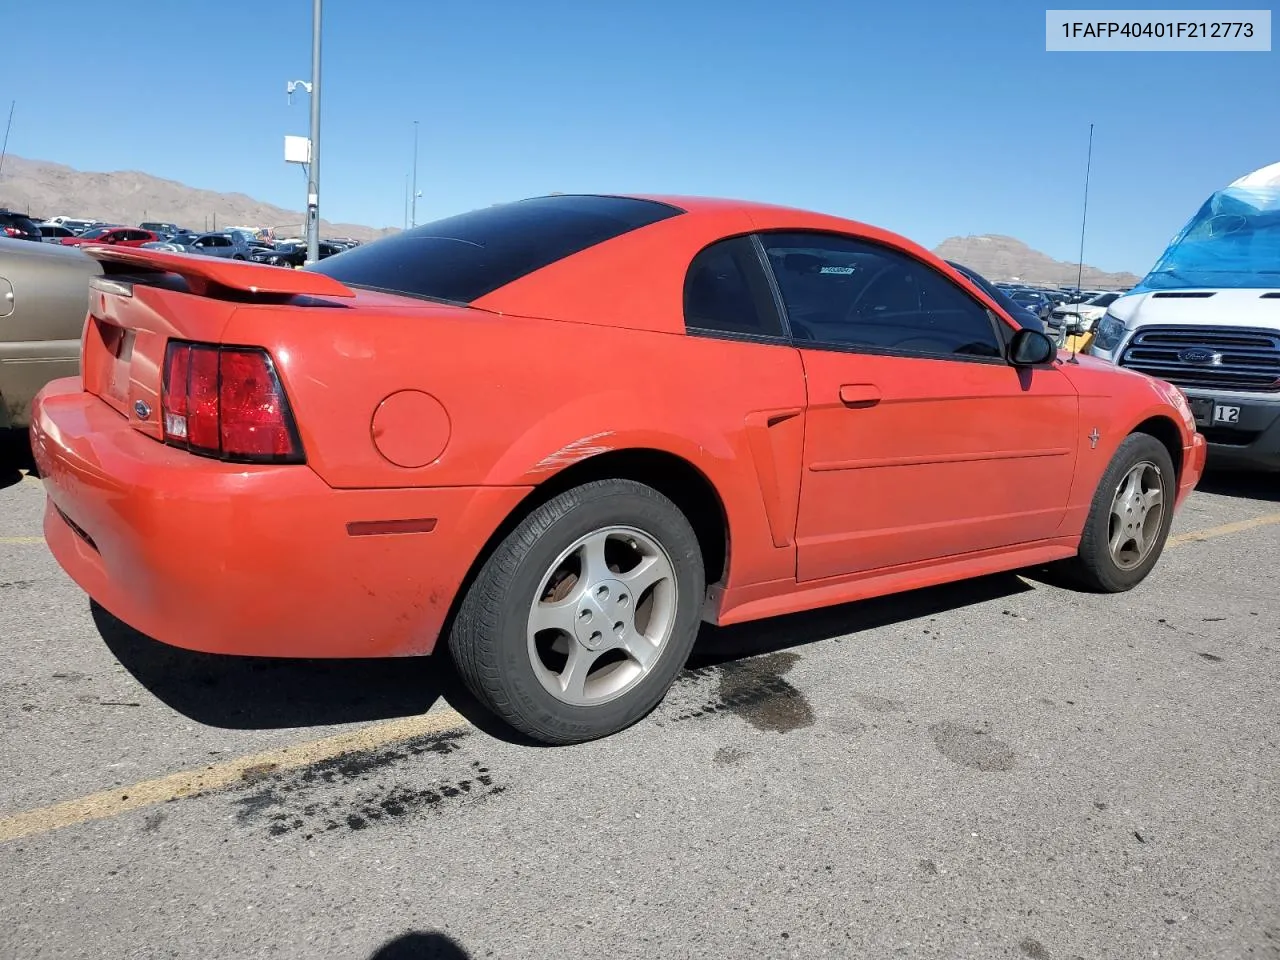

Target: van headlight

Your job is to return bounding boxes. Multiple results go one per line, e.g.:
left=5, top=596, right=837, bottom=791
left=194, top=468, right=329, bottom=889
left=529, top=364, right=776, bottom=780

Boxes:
left=1092, top=311, right=1126, bottom=352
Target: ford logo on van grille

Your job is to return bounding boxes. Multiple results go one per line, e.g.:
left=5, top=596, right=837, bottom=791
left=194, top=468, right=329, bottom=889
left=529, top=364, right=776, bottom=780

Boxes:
left=1179, top=347, right=1220, bottom=364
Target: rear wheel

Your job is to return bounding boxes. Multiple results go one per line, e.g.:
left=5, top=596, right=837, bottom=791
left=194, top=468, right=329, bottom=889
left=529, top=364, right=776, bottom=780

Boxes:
left=449, top=479, right=705, bottom=744
left=1062, top=433, right=1176, bottom=592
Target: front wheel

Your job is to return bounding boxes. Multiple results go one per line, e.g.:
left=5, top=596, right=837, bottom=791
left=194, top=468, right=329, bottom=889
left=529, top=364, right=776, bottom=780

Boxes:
left=1062, top=433, right=1177, bottom=592
left=448, top=479, right=705, bottom=744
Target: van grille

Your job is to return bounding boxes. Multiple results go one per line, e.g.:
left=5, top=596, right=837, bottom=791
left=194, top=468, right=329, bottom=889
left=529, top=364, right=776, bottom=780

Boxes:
left=1117, top=325, right=1280, bottom=392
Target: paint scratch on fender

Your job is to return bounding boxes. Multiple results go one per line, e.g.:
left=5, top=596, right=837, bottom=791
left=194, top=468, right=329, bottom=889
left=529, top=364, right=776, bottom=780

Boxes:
left=533, top=432, right=614, bottom=472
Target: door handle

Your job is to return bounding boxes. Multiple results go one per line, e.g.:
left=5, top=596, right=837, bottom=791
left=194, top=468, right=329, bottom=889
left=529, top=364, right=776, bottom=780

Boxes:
left=839, top=383, right=881, bottom=407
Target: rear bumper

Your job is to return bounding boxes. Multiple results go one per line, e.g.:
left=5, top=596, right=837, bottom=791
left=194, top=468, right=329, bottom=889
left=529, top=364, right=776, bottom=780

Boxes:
left=31, top=378, right=531, bottom=658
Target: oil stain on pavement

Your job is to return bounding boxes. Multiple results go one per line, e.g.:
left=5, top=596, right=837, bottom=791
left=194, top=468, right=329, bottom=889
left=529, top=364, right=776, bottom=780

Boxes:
left=671, top=652, right=815, bottom=733
left=928, top=720, right=1016, bottom=772
left=713, top=746, right=748, bottom=765
left=230, top=728, right=506, bottom=839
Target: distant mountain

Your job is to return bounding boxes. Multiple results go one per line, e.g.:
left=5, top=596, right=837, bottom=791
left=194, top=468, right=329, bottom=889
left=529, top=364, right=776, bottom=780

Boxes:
left=0, top=156, right=1144, bottom=286
left=933, top=234, right=1141, bottom=289
left=0, top=155, right=397, bottom=242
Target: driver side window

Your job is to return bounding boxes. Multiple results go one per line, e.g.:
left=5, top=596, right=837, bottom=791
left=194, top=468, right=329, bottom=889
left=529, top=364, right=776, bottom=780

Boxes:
left=759, top=232, right=1003, bottom=360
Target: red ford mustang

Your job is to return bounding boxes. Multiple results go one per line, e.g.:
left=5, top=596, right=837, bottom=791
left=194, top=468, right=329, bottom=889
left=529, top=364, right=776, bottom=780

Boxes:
left=31, top=194, right=1206, bottom=744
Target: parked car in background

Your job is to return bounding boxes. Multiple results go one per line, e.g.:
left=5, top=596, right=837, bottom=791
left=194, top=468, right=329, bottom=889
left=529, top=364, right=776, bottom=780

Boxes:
left=1007, top=289, right=1054, bottom=321
left=30, top=193, right=1205, bottom=745
left=0, top=238, right=102, bottom=449
left=250, top=239, right=345, bottom=267
left=229, top=225, right=278, bottom=246
left=60, top=226, right=159, bottom=248
left=43, top=217, right=96, bottom=234
left=1050, top=291, right=1121, bottom=333
left=1, top=210, right=42, bottom=242
left=140, top=221, right=182, bottom=236
left=186, top=232, right=256, bottom=259
left=945, top=260, right=1047, bottom=334
left=37, top=223, right=78, bottom=243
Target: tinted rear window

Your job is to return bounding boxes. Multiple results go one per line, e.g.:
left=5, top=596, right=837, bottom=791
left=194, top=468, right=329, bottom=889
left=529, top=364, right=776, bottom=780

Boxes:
left=305, top=194, right=684, bottom=304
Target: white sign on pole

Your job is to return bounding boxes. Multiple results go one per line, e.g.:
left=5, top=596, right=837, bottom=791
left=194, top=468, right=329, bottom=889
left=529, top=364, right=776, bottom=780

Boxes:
left=284, top=135, right=311, bottom=164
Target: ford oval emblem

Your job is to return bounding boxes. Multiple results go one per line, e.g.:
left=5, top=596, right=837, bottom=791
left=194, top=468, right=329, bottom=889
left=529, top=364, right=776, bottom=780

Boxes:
left=134, top=400, right=152, bottom=420
left=1179, top=347, right=1217, bottom=364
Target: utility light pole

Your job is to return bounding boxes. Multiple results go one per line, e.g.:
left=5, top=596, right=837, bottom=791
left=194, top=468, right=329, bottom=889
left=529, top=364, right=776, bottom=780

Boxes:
left=305, top=0, right=323, bottom=264
left=411, top=120, right=419, bottom=228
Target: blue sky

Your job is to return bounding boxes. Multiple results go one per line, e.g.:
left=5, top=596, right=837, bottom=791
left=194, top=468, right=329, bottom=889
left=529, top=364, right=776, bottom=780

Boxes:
left=4, top=0, right=1277, bottom=272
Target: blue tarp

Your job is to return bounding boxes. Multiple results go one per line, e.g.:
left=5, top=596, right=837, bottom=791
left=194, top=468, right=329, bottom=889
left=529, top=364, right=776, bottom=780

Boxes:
left=1135, top=184, right=1280, bottom=291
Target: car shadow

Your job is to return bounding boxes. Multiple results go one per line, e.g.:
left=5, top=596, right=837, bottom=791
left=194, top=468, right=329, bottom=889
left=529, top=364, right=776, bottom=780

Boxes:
left=686, top=571, right=1034, bottom=668
left=1197, top=468, right=1280, bottom=503
left=92, top=602, right=446, bottom=731
left=93, top=571, right=1034, bottom=739
left=0, top=428, right=36, bottom=484
left=366, top=932, right=472, bottom=959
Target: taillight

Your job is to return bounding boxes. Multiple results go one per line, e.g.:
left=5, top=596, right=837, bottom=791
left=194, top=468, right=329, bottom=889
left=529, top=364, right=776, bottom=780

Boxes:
left=161, top=341, right=304, bottom=464
left=2, top=226, right=21, bottom=237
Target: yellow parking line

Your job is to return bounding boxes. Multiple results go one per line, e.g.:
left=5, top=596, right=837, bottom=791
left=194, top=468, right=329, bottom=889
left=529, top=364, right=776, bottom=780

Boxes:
left=0, top=707, right=468, bottom=843
left=2, top=507, right=1279, bottom=846
left=0, top=537, right=44, bottom=545
left=1167, top=510, right=1280, bottom=547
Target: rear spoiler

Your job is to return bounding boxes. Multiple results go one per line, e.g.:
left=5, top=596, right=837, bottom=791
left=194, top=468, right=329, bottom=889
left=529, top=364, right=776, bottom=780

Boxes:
left=81, top=245, right=356, bottom=299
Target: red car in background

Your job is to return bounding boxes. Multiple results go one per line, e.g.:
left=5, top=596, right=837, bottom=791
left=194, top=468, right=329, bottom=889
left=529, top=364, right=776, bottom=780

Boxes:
left=61, top=226, right=159, bottom=248
left=30, top=194, right=1206, bottom=745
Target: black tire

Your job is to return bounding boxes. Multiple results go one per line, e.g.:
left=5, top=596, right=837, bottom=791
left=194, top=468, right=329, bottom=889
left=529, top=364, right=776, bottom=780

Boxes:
left=448, top=479, right=705, bottom=745
left=1060, top=432, right=1177, bottom=592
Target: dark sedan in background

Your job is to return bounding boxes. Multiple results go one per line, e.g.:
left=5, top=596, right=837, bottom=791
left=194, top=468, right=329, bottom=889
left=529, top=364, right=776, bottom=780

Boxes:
left=250, top=239, right=345, bottom=267
left=1, top=210, right=42, bottom=243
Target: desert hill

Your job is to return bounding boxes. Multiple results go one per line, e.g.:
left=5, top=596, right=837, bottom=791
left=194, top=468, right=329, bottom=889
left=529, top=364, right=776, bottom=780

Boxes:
left=0, top=154, right=397, bottom=242
left=0, top=156, right=1140, bottom=284
left=933, top=234, right=1140, bottom=289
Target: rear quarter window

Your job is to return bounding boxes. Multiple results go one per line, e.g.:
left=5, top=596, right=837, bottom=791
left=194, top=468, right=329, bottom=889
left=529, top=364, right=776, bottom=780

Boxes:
left=305, top=194, right=684, bottom=303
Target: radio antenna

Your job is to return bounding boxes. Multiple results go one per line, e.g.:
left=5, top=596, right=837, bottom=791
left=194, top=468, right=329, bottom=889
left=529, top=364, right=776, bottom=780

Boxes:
left=1068, top=122, right=1095, bottom=364
left=0, top=101, right=15, bottom=180
left=1075, top=122, right=1094, bottom=296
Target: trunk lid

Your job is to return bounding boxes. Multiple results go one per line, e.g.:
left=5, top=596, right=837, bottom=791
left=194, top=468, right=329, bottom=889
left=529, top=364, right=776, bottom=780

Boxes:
left=78, top=246, right=355, bottom=439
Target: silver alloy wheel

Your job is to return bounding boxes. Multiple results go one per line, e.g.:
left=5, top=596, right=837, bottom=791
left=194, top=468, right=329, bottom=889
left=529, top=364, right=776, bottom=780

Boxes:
left=527, top=525, right=679, bottom=707
left=1107, top=460, right=1165, bottom=570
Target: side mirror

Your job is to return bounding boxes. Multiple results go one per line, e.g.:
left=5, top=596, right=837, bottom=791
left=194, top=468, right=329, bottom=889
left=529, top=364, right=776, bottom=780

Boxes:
left=1010, top=328, right=1055, bottom=366
left=1065, top=320, right=1086, bottom=337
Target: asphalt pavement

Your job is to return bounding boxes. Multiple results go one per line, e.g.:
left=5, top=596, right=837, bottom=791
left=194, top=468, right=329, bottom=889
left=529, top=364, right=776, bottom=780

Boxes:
left=1, top=463, right=1278, bottom=960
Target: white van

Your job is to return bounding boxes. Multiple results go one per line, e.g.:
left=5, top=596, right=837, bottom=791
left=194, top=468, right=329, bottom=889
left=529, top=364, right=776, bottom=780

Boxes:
left=1090, top=162, right=1280, bottom=471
